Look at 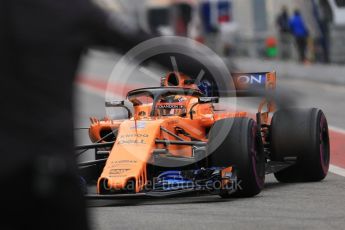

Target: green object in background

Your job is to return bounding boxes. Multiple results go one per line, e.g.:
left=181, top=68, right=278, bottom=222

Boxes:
left=266, top=47, right=278, bottom=57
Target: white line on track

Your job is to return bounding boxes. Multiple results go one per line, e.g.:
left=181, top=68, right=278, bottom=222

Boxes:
left=77, top=82, right=345, bottom=178
left=329, top=165, right=345, bottom=177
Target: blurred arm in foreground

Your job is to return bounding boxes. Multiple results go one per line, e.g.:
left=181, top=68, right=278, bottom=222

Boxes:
left=0, top=0, right=152, bottom=229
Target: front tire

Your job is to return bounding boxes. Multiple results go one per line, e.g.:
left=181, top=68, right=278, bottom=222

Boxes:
left=207, top=118, right=265, bottom=197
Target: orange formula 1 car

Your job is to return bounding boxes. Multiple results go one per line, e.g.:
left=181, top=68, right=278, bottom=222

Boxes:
left=78, top=72, right=330, bottom=198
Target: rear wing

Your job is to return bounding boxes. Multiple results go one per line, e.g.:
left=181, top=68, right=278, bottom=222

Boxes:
left=231, top=72, right=276, bottom=97
left=160, top=71, right=276, bottom=97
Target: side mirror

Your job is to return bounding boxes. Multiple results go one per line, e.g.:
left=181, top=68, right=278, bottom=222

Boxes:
left=105, top=100, right=132, bottom=118
left=198, top=97, right=219, bottom=104
left=105, top=100, right=124, bottom=107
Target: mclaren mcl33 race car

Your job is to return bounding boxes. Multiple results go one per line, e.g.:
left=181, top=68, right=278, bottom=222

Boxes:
left=78, top=71, right=330, bottom=199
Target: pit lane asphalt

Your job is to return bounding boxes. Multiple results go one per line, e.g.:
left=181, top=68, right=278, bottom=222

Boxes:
left=75, top=50, right=345, bottom=230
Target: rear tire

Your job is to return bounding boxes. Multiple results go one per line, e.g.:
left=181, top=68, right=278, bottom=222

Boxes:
left=207, top=118, right=265, bottom=197
left=271, top=108, right=330, bottom=182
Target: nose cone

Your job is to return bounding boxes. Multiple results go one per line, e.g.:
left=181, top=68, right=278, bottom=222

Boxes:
left=97, top=120, right=162, bottom=194
left=97, top=176, right=132, bottom=194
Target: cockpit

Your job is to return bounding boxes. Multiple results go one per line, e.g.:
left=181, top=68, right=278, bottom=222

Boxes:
left=127, top=87, right=202, bottom=117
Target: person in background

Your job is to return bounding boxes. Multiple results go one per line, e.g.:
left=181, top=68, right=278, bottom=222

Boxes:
left=289, top=9, right=310, bottom=63
left=313, top=0, right=332, bottom=63
left=219, top=21, right=239, bottom=57
left=276, top=6, right=291, bottom=60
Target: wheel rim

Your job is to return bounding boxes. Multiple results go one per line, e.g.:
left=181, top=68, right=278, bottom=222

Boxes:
left=319, top=115, right=330, bottom=174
